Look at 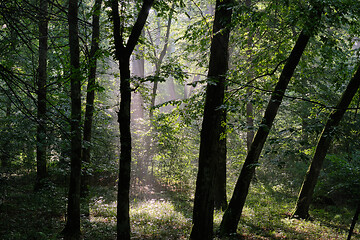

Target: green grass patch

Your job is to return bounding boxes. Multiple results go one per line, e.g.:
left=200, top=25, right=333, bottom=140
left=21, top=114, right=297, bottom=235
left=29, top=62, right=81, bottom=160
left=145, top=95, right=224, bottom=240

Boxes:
left=1, top=172, right=359, bottom=239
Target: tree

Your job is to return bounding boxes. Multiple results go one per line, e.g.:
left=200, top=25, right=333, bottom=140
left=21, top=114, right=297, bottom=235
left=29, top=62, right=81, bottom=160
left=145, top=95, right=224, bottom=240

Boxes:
left=213, top=108, right=227, bottom=210
left=34, top=0, right=48, bottom=191
left=81, top=0, right=103, bottom=197
left=190, top=0, right=233, bottom=239
left=110, top=0, right=154, bottom=239
left=292, top=62, right=360, bottom=219
left=148, top=5, right=174, bottom=119
left=219, top=4, right=322, bottom=235
left=62, top=0, right=82, bottom=238
left=347, top=201, right=360, bottom=240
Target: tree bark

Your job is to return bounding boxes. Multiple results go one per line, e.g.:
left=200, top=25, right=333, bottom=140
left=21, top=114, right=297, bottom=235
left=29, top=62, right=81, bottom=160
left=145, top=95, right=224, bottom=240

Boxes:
left=245, top=0, right=254, bottom=152
left=81, top=0, right=102, bottom=197
left=214, top=109, right=228, bottom=211
left=34, top=0, right=48, bottom=192
left=63, top=0, right=82, bottom=238
left=111, top=1, right=154, bottom=239
left=220, top=29, right=314, bottom=236
left=292, top=63, right=360, bottom=219
left=190, top=0, right=232, bottom=239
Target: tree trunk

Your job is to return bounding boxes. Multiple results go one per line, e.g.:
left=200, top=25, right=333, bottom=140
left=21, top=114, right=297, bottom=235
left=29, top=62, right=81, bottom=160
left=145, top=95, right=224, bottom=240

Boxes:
left=220, top=29, right=314, bottom=236
left=292, top=63, right=360, bottom=219
left=190, top=0, right=232, bottom=239
left=149, top=6, right=173, bottom=118
left=347, top=201, right=360, bottom=240
left=245, top=0, right=254, bottom=152
left=34, top=0, right=48, bottom=192
left=63, top=0, right=82, bottom=238
left=111, top=1, right=154, bottom=239
left=1, top=97, right=11, bottom=168
left=214, top=109, right=228, bottom=211
left=81, top=0, right=102, bottom=197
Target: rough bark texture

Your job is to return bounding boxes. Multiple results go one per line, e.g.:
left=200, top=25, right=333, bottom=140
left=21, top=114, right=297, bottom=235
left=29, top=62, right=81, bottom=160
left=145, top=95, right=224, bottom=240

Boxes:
left=190, top=0, right=232, bottom=239
left=292, top=63, right=360, bottom=219
left=34, top=0, right=48, bottom=191
left=63, top=0, right=82, bottom=238
left=81, top=0, right=102, bottom=197
left=111, top=1, right=154, bottom=239
left=219, top=30, right=312, bottom=236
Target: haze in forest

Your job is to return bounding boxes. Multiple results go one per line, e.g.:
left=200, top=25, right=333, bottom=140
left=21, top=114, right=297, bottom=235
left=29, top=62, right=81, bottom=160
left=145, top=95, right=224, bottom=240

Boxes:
left=0, top=0, right=360, bottom=239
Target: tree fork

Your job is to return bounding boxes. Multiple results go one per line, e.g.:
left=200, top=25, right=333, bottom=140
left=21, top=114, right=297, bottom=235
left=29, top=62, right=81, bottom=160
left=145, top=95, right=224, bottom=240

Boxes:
left=111, top=1, right=154, bottom=239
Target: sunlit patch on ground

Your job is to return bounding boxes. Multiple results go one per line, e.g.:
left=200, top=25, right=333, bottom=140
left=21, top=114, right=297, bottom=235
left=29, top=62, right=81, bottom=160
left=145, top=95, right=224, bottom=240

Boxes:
left=130, top=199, right=191, bottom=239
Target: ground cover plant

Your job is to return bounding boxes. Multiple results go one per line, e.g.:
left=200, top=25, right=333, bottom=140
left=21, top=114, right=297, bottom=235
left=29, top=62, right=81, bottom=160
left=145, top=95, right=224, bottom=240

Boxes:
left=0, top=170, right=359, bottom=239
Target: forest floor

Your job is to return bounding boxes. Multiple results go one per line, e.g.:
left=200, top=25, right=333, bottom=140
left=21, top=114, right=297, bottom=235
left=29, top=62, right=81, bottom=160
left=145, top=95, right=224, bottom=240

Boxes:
left=0, top=171, right=359, bottom=240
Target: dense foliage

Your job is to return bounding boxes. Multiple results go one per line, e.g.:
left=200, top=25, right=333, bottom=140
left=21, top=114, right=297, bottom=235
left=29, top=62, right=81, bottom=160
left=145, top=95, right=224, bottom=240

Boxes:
left=1, top=0, right=360, bottom=239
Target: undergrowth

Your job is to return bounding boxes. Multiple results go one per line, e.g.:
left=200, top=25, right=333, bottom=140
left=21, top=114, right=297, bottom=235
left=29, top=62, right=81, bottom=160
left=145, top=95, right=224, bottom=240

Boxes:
left=0, top=172, right=359, bottom=239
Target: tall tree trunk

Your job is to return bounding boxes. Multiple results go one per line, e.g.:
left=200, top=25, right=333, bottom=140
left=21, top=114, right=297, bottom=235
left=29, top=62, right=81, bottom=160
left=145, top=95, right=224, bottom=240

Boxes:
left=292, top=63, right=360, bottom=219
left=63, top=0, right=82, bottom=238
left=34, top=0, right=48, bottom=192
left=81, top=0, right=102, bottom=197
left=190, top=0, right=232, bottom=239
left=219, top=28, right=316, bottom=236
left=111, top=1, right=154, bottom=239
left=245, top=0, right=254, bottom=152
left=214, top=109, right=228, bottom=210
left=347, top=201, right=360, bottom=240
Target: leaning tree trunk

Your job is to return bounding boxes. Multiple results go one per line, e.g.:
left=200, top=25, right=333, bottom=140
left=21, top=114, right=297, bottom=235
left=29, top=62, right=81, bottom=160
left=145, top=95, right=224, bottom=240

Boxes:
left=111, top=1, right=154, bottom=239
left=292, top=62, right=360, bottom=219
left=34, top=0, right=48, bottom=191
left=219, top=27, right=317, bottom=236
left=190, top=0, right=233, bottom=239
left=62, top=0, right=82, bottom=238
left=347, top=201, right=360, bottom=240
left=81, top=0, right=102, bottom=197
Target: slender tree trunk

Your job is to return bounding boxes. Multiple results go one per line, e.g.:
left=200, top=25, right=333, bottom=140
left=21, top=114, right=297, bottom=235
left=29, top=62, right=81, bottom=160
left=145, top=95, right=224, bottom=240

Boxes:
left=245, top=0, right=254, bottom=152
left=34, top=0, right=48, bottom=191
left=347, top=201, right=360, bottom=240
left=246, top=91, right=254, bottom=151
left=220, top=28, right=315, bottom=236
left=147, top=8, right=173, bottom=176
left=190, top=1, right=232, bottom=239
left=63, top=0, right=82, bottom=238
left=149, top=6, right=173, bottom=117
left=81, top=0, right=102, bottom=197
left=111, top=1, right=154, bottom=239
left=292, top=63, right=360, bottom=219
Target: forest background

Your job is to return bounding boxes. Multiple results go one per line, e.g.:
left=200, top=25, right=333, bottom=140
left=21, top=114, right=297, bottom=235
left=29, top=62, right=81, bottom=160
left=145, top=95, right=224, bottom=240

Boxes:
left=1, top=0, right=360, bottom=239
